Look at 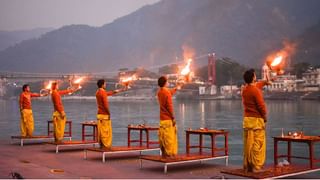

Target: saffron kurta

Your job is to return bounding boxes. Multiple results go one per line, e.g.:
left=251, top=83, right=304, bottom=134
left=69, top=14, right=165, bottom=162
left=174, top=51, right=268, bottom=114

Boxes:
left=157, top=87, right=178, bottom=156
left=96, top=88, right=114, bottom=148
left=19, top=92, right=40, bottom=137
left=242, top=84, right=267, bottom=171
left=51, top=89, right=72, bottom=142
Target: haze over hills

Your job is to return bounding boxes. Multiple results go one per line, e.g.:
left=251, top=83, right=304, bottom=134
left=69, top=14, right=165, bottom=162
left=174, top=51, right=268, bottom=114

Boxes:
left=0, top=28, right=54, bottom=52
left=0, top=0, right=320, bottom=73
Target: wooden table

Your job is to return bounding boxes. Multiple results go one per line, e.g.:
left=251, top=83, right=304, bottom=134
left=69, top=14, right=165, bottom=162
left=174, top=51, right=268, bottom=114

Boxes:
left=274, top=135, right=320, bottom=169
left=81, top=121, right=97, bottom=141
left=47, top=120, right=72, bottom=137
left=185, top=129, right=229, bottom=157
left=127, top=125, right=159, bottom=148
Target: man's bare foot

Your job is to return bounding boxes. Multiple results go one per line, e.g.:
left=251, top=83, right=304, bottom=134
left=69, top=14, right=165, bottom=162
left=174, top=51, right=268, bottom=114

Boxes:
left=55, top=140, right=63, bottom=144
left=243, top=165, right=252, bottom=173
left=100, top=146, right=111, bottom=150
left=252, top=168, right=266, bottom=173
left=162, top=155, right=176, bottom=160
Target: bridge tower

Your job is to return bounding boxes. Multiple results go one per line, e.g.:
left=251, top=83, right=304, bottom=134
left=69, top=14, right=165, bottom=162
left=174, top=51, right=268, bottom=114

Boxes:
left=208, top=53, right=216, bottom=85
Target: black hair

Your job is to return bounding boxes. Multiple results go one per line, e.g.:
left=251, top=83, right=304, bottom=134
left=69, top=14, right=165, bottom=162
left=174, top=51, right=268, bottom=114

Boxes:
left=97, top=79, right=105, bottom=88
left=22, top=84, right=29, bottom=91
left=51, top=82, right=58, bottom=89
left=243, top=69, right=255, bottom=84
left=158, top=76, right=167, bottom=87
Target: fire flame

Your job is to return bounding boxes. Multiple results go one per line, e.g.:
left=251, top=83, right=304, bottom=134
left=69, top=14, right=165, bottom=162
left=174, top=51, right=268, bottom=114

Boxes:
left=271, top=55, right=283, bottom=67
left=121, top=74, right=137, bottom=83
left=266, top=41, right=296, bottom=73
left=73, top=77, right=84, bottom=84
left=45, top=81, right=54, bottom=90
left=70, top=77, right=85, bottom=89
left=181, top=59, right=192, bottom=75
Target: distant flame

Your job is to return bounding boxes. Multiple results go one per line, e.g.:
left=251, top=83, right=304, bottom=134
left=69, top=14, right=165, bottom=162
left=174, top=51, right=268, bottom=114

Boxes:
left=181, top=59, right=192, bottom=75
left=271, top=55, right=283, bottom=67
left=45, top=81, right=54, bottom=90
left=121, top=74, right=137, bottom=83
left=71, top=77, right=85, bottom=89
left=73, top=77, right=83, bottom=84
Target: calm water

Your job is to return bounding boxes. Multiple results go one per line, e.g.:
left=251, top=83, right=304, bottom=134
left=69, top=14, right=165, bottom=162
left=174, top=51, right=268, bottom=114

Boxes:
left=1, top=98, right=319, bottom=165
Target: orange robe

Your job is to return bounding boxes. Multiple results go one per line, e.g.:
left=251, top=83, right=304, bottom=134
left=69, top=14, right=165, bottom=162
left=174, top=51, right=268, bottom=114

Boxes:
left=157, top=87, right=177, bottom=121
left=51, top=89, right=72, bottom=113
left=19, top=92, right=40, bottom=137
left=96, top=88, right=114, bottom=116
left=242, top=84, right=267, bottom=120
left=242, top=84, right=267, bottom=171
left=51, top=89, right=72, bottom=142
left=96, top=88, right=115, bottom=148
left=19, top=92, right=40, bottom=110
left=157, top=87, right=178, bottom=156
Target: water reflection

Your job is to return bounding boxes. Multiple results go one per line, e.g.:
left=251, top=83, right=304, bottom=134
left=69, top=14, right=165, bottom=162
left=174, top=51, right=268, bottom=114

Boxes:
left=179, top=103, right=185, bottom=123
left=200, top=101, right=205, bottom=127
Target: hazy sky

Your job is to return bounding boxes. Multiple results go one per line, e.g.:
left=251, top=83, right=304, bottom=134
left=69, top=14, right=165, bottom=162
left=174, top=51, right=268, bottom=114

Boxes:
left=0, top=0, right=160, bottom=31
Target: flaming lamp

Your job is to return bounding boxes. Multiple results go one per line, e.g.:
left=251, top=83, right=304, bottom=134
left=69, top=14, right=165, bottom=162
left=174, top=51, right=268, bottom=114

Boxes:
left=119, top=74, right=137, bottom=89
left=178, top=58, right=192, bottom=83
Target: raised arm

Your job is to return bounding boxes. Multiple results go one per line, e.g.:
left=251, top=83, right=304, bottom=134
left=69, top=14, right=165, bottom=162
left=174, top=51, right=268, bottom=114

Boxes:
left=256, top=81, right=267, bottom=90
left=256, top=80, right=273, bottom=90
left=30, top=92, right=41, bottom=97
left=106, top=87, right=128, bottom=96
left=170, top=88, right=177, bottom=95
left=170, top=82, right=184, bottom=95
left=58, top=89, right=74, bottom=95
left=106, top=91, right=115, bottom=96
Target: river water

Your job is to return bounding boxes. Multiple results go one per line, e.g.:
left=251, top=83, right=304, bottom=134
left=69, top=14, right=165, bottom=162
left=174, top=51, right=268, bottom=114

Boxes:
left=1, top=98, right=319, bottom=166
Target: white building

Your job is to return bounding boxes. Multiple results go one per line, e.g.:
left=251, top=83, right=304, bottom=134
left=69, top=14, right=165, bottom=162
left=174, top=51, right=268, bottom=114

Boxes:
left=302, top=68, right=320, bottom=91
left=268, top=74, right=298, bottom=92
left=220, top=85, right=239, bottom=95
left=199, top=85, right=217, bottom=95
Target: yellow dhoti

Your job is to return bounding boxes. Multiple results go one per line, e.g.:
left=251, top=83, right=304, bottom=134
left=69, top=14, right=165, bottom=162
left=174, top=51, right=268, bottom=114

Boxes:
left=20, top=109, right=34, bottom=137
left=52, top=111, right=66, bottom=142
left=159, top=120, right=178, bottom=156
left=97, top=114, right=112, bottom=148
left=243, top=117, right=266, bottom=171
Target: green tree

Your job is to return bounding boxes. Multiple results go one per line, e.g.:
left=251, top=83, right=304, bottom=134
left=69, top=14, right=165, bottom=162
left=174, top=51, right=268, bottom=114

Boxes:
left=195, top=57, right=247, bottom=87
left=290, top=62, right=312, bottom=78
